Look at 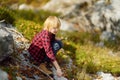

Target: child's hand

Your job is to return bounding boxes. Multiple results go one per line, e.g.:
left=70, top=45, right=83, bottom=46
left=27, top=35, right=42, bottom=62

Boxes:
left=56, top=69, right=63, bottom=77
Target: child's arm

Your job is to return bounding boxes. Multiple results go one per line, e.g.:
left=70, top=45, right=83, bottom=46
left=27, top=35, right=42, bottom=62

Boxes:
left=52, top=60, right=63, bottom=77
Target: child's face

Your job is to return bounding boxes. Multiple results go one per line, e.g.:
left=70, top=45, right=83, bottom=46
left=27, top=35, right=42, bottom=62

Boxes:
left=50, top=27, right=59, bottom=34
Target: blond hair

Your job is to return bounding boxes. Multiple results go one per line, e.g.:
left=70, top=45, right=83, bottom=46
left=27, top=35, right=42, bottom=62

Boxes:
left=43, top=16, right=61, bottom=31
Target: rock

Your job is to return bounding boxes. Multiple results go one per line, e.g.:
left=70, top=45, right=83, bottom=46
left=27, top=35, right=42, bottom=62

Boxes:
left=60, top=19, right=78, bottom=32
left=19, top=4, right=34, bottom=10
left=0, top=21, right=29, bottom=62
left=96, top=72, right=115, bottom=80
left=0, top=69, right=9, bottom=80
left=41, top=0, right=91, bottom=15
left=16, top=76, right=22, bottom=80
left=42, top=0, right=120, bottom=37
left=0, top=25, right=14, bottom=62
left=51, top=67, right=68, bottom=80
left=100, top=31, right=116, bottom=41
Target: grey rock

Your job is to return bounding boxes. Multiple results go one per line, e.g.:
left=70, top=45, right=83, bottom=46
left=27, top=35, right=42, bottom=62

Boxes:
left=0, top=26, right=14, bottom=62
left=0, top=69, right=9, bottom=80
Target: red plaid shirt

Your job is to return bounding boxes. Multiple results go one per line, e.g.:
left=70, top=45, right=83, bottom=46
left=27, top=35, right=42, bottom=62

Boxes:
left=28, top=30, right=56, bottom=63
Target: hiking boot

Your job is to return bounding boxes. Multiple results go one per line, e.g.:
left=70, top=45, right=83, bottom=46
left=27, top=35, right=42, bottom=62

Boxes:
left=39, top=63, right=53, bottom=75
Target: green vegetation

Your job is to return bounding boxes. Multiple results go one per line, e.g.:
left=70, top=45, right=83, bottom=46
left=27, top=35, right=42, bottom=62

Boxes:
left=75, top=44, right=120, bottom=74
left=0, top=0, right=49, bottom=7
left=56, top=39, right=120, bottom=79
left=15, top=9, right=60, bottom=24
left=57, top=31, right=100, bottom=44
left=14, top=19, right=42, bottom=40
left=0, top=7, right=16, bottom=24
left=0, top=6, right=60, bottom=39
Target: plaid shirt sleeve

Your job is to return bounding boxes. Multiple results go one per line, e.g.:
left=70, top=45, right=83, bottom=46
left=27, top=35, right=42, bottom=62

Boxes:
left=42, top=31, right=56, bottom=62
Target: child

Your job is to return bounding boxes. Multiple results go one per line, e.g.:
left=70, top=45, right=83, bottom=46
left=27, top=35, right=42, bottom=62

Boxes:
left=28, top=16, right=63, bottom=78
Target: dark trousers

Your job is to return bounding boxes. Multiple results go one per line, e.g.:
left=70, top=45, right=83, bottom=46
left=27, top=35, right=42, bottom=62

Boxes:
left=44, top=40, right=63, bottom=62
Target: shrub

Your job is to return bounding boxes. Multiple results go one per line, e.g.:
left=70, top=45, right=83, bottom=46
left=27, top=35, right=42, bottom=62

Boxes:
left=0, top=7, right=16, bottom=24
left=15, top=19, right=42, bottom=40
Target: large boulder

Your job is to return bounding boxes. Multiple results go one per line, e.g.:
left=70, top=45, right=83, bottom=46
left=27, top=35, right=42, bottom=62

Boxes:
left=42, top=0, right=120, bottom=37
left=0, top=21, right=29, bottom=62
left=0, top=24, right=14, bottom=62
left=41, top=0, right=91, bottom=15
